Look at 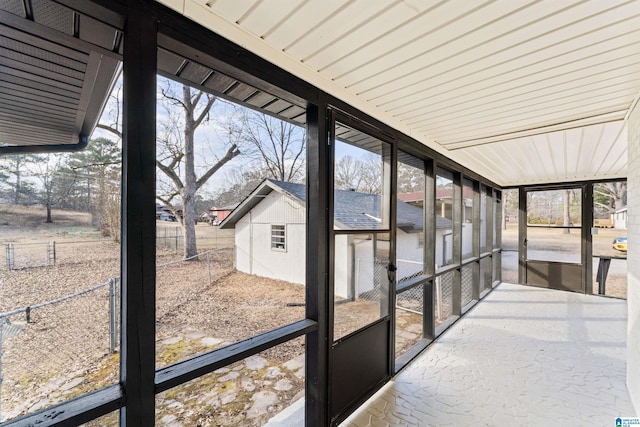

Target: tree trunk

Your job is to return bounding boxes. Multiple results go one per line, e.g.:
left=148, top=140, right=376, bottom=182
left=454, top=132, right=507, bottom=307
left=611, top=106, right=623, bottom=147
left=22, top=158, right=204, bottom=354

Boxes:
left=46, top=200, right=52, bottom=223
left=14, top=157, right=21, bottom=204
left=502, top=201, right=507, bottom=231
left=182, top=85, right=198, bottom=260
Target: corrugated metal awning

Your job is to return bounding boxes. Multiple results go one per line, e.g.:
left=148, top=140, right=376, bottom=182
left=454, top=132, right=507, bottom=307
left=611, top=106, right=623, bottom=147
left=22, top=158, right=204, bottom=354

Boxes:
left=0, top=0, right=122, bottom=153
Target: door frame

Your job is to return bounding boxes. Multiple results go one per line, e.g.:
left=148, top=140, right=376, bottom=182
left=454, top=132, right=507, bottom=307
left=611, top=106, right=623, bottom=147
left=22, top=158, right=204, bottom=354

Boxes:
left=327, top=109, right=397, bottom=425
left=518, top=183, right=593, bottom=293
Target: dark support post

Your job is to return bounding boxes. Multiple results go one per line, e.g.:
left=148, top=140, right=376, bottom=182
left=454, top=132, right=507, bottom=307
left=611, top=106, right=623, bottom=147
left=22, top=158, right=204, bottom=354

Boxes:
left=518, top=187, right=527, bottom=284
left=472, top=180, right=481, bottom=299
left=424, top=159, right=436, bottom=340
left=452, top=172, right=462, bottom=315
left=120, top=6, right=157, bottom=426
left=583, top=183, right=593, bottom=294
left=305, top=103, right=330, bottom=427
left=494, top=190, right=502, bottom=283
left=387, top=141, right=398, bottom=375
left=486, top=187, right=494, bottom=289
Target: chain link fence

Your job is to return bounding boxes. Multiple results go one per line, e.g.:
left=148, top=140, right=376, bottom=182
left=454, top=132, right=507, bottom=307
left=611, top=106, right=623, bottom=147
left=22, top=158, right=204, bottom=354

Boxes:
left=461, top=265, right=473, bottom=307
left=155, top=225, right=235, bottom=254
left=4, top=241, right=56, bottom=270
left=0, top=279, right=119, bottom=422
left=0, top=246, right=230, bottom=423
left=435, top=271, right=454, bottom=323
left=3, top=240, right=116, bottom=271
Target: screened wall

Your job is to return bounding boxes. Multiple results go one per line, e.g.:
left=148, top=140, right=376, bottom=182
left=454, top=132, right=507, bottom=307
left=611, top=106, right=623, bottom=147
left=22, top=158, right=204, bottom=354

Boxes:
left=0, top=1, right=502, bottom=426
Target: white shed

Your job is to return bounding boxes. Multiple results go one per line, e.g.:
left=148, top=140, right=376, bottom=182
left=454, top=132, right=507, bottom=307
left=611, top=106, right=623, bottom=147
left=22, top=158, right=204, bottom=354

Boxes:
left=221, top=179, right=452, bottom=298
left=612, top=207, right=627, bottom=230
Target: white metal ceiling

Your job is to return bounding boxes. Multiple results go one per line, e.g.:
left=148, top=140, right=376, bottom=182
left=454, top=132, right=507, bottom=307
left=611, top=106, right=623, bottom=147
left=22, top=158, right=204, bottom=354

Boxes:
left=159, top=0, right=640, bottom=186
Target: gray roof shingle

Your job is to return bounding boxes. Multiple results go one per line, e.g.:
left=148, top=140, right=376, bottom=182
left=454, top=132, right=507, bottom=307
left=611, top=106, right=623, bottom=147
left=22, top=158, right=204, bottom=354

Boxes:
left=270, top=179, right=452, bottom=231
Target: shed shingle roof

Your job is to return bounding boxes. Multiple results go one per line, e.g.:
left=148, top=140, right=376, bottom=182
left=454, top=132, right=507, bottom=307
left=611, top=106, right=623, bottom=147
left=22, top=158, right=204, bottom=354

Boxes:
left=221, top=179, right=452, bottom=231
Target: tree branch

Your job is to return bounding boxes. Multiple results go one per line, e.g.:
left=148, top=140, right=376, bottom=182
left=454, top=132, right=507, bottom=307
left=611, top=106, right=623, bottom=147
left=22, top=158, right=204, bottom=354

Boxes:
left=156, top=159, right=184, bottom=191
left=195, top=144, right=241, bottom=191
left=193, top=94, right=217, bottom=128
left=95, top=124, right=122, bottom=139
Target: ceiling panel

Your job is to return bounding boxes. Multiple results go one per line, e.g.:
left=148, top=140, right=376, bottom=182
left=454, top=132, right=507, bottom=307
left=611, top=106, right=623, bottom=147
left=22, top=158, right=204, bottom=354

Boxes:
left=454, top=121, right=627, bottom=186
left=349, top=1, right=634, bottom=96
left=389, top=34, right=640, bottom=118
left=163, top=0, right=640, bottom=186
left=236, top=0, right=306, bottom=39
left=263, top=0, right=348, bottom=51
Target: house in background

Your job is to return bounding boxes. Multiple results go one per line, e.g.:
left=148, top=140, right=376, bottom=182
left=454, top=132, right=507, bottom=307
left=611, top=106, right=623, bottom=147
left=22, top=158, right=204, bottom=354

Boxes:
left=220, top=179, right=452, bottom=299
left=209, top=204, right=237, bottom=224
left=399, top=187, right=475, bottom=259
left=613, top=207, right=628, bottom=230
left=155, top=204, right=176, bottom=221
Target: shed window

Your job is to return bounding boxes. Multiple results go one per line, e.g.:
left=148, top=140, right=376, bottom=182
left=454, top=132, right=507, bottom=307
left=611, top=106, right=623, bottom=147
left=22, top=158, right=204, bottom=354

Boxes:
left=271, top=224, right=286, bottom=250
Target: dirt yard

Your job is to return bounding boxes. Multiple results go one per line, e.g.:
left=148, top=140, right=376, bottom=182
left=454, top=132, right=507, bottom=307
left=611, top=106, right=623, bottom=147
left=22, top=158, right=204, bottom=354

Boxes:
left=0, top=204, right=307, bottom=425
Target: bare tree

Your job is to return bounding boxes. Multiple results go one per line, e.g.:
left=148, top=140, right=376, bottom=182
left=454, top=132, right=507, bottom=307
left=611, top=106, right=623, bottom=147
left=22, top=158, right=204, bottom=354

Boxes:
left=594, top=182, right=627, bottom=212
left=156, top=82, right=241, bottom=259
left=95, top=81, right=123, bottom=140
left=29, top=154, right=66, bottom=223
left=397, top=162, right=424, bottom=193
left=502, top=189, right=518, bottom=230
left=334, top=155, right=381, bottom=194
left=240, top=110, right=305, bottom=182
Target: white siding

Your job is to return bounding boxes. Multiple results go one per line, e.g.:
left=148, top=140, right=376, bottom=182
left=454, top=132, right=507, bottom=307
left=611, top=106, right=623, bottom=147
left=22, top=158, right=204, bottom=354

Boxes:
left=627, top=100, right=640, bottom=414
left=353, top=238, right=375, bottom=295
left=396, top=231, right=421, bottom=262
left=251, top=192, right=305, bottom=223
left=235, top=221, right=251, bottom=274
left=462, top=223, right=473, bottom=258
left=334, top=234, right=351, bottom=299
left=234, top=192, right=306, bottom=285
left=614, top=210, right=627, bottom=230
left=435, top=229, right=450, bottom=267
left=250, top=223, right=305, bottom=284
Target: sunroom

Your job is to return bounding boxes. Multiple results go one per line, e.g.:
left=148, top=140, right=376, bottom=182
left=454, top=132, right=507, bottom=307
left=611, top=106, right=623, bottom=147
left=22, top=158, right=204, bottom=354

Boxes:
left=0, top=1, right=638, bottom=426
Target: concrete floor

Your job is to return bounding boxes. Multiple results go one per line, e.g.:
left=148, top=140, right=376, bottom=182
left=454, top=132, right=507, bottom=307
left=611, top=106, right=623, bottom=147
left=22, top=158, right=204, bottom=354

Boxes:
left=341, top=283, right=636, bottom=426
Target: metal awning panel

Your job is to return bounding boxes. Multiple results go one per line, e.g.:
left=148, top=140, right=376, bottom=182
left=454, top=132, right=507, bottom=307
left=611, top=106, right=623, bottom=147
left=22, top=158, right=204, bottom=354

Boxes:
left=0, top=0, right=122, bottom=153
left=156, top=42, right=309, bottom=127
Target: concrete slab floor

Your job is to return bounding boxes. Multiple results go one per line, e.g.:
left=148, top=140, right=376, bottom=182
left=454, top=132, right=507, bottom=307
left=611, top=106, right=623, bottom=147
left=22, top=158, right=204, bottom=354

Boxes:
left=341, top=283, right=636, bottom=427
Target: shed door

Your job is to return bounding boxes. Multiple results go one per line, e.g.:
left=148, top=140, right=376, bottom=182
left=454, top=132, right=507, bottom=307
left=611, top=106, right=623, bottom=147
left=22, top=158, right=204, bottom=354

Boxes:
left=329, top=114, right=395, bottom=425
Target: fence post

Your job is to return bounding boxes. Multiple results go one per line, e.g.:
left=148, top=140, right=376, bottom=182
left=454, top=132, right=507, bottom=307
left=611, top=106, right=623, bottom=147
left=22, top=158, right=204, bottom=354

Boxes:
left=6, top=244, right=13, bottom=271
left=47, top=241, right=56, bottom=266
left=0, top=318, right=4, bottom=422
left=109, top=278, right=117, bottom=354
